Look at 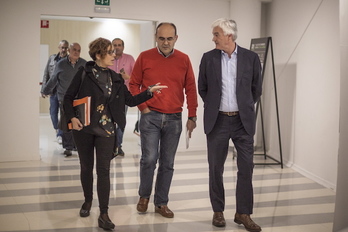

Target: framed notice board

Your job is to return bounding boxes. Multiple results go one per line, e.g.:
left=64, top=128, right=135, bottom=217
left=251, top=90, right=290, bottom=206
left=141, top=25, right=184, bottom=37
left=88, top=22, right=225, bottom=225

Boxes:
left=250, top=37, right=283, bottom=168
left=250, top=37, right=270, bottom=70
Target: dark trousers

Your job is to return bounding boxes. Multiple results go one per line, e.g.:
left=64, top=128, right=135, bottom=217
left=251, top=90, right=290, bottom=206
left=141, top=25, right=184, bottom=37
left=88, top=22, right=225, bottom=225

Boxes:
left=59, top=102, right=75, bottom=150
left=62, top=130, right=75, bottom=150
left=206, top=114, right=254, bottom=214
left=73, top=130, right=114, bottom=214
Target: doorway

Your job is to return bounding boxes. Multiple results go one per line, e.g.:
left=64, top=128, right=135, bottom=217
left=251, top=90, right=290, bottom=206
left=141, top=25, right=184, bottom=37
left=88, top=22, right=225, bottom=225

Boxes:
left=39, top=15, right=155, bottom=160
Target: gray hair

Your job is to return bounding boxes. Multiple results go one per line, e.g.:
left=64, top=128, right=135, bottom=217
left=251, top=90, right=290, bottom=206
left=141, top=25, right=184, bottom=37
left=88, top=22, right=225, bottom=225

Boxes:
left=212, top=18, right=238, bottom=41
left=59, top=40, right=69, bottom=46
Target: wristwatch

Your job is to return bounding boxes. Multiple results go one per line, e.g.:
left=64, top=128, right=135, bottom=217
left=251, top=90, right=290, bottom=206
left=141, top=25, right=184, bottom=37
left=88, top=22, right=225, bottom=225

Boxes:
left=147, top=85, right=155, bottom=96
left=188, top=116, right=197, bottom=122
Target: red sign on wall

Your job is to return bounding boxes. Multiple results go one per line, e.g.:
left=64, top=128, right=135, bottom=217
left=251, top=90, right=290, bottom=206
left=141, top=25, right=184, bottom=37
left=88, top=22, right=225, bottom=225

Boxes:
left=41, top=20, right=49, bottom=28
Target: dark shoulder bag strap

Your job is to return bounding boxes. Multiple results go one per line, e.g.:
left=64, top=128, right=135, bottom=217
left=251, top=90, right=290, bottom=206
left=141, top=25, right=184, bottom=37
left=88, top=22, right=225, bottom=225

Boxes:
left=77, top=68, right=86, bottom=96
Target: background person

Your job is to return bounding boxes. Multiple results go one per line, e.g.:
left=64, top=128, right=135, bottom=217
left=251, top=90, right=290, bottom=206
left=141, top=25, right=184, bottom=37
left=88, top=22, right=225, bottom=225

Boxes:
left=198, top=18, right=262, bottom=231
left=108, top=38, right=136, bottom=156
left=40, top=40, right=69, bottom=144
left=129, top=22, right=198, bottom=218
left=63, top=37, right=167, bottom=230
left=42, top=43, right=87, bottom=156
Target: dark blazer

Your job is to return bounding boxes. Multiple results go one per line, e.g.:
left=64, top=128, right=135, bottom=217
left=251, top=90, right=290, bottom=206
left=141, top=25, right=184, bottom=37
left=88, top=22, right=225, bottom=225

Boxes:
left=198, top=46, right=262, bottom=136
left=63, top=61, right=152, bottom=131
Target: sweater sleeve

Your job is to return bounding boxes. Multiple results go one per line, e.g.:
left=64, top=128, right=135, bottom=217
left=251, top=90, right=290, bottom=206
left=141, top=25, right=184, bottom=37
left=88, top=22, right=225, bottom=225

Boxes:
left=184, top=56, right=198, bottom=117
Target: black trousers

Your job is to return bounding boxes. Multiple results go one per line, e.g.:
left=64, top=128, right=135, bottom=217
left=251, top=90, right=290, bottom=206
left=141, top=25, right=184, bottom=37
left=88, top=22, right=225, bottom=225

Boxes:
left=59, top=103, right=75, bottom=150
left=206, top=114, right=254, bottom=214
left=73, top=130, right=114, bottom=214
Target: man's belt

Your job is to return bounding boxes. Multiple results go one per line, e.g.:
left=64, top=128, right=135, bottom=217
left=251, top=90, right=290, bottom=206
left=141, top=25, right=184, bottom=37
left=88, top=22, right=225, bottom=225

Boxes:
left=219, top=111, right=239, bottom=116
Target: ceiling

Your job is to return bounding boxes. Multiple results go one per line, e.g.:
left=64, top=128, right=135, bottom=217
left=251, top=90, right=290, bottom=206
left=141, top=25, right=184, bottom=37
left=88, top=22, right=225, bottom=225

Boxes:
left=41, top=15, right=152, bottom=24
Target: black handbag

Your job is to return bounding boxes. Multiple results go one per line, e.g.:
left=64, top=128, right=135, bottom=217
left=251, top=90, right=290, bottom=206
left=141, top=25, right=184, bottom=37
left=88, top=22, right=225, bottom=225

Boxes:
left=58, top=104, right=70, bottom=132
left=58, top=69, right=87, bottom=132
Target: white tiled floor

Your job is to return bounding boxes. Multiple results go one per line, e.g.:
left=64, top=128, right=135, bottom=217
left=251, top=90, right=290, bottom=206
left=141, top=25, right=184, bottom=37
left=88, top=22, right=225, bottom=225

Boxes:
left=0, top=109, right=335, bottom=231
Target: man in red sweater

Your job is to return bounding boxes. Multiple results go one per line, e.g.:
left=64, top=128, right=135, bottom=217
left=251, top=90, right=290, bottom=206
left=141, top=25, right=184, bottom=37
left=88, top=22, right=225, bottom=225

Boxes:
left=129, top=22, right=198, bottom=218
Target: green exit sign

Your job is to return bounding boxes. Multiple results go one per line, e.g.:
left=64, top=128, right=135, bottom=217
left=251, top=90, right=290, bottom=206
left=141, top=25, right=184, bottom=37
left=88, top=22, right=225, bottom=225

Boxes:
left=95, top=0, right=110, bottom=6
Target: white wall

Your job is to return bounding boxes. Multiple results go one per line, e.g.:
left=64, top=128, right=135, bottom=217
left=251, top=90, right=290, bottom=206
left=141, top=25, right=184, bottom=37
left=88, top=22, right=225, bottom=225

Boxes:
left=264, top=0, right=340, bottom=189
left=0, top=2, right=41, bottom=162
left=333, top=1, right=348, bottom=230
left=230, top=0, right=262, bottom=48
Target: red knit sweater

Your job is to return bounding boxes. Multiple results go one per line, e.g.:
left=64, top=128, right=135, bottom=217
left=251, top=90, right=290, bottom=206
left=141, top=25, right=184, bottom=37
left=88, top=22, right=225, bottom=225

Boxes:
left=129, top=48, right=198, bottom=117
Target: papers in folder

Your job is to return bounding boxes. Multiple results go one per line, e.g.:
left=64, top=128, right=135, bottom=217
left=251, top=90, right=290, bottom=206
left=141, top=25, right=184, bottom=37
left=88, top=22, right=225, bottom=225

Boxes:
left=68, top=96, right=91, bottom=129
left=186, top=128, right=190, bottom=149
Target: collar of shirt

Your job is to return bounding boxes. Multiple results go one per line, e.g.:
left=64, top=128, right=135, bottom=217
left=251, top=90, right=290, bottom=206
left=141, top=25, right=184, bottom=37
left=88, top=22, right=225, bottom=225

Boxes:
left=115, top=53, right=124, bottom=60
left=67, top=56, right=79, bottom=66
left=221, top=44, right=238, bottom=57
left=54, top=53, right=63, bottom=62
left=157, top=47, right=174, bottom=58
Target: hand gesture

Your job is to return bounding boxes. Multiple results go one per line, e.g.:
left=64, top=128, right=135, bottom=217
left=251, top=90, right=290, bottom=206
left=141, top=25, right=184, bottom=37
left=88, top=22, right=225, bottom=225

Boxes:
left=148, top=83, right=168, bottom=93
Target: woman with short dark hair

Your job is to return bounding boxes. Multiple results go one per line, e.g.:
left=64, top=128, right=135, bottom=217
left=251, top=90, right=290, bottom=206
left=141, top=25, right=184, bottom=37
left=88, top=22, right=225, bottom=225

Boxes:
left=64, top=37, right=167, bottom=230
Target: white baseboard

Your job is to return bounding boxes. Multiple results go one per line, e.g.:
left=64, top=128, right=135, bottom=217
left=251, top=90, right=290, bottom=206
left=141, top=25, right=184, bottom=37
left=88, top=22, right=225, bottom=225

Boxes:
left=289, top=162, right=336, bottom=191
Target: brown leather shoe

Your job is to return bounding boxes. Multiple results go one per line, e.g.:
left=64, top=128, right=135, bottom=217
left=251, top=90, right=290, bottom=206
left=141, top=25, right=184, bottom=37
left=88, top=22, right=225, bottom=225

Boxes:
left=136, top=197, right=149, bottom=213
left=212, top=212, right=226, bottom=227
left=155, top=205, right=174, bottom=218
left=234, top=212, right=261, bottom=232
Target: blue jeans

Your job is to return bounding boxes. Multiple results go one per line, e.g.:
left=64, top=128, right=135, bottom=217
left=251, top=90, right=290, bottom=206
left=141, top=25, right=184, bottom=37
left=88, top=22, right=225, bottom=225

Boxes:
left=138, top=110, right=182, bottom=206
left=49, top=93, right=62, bottom=137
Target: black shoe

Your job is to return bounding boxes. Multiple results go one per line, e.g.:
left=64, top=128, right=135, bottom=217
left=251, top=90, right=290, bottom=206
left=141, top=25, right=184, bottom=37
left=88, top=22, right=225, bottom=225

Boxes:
left=117, top=147, right=125, bottom=156
left=112, top=151, right=118, bottom=159
left=98, top=213, right=115, bottom=230
left=64, top=149, right=72, bottom=157
left=79, top=201, right=92, bottom=217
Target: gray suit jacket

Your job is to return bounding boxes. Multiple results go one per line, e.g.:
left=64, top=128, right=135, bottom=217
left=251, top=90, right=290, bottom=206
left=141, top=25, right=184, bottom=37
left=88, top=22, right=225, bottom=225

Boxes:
left=198, top=46, right=262, bottom=136
left=40, top=53, right=60, bottom=94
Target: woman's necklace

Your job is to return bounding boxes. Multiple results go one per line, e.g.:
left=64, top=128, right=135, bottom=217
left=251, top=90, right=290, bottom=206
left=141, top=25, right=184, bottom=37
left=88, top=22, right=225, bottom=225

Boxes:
left=92, top=65, right=112, bottom=95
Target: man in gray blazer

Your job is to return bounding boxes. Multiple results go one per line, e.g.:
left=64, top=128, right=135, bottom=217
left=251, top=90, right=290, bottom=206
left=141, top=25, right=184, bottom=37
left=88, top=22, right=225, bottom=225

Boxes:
left=40, top=40, right=69, bottom=144
left=198, top=18, right=262, bottom=231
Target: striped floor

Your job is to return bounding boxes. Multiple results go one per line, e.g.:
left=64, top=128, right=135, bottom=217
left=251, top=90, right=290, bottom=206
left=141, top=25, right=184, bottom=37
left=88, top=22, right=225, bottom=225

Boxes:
left=0, top=111, right=335, bottom=231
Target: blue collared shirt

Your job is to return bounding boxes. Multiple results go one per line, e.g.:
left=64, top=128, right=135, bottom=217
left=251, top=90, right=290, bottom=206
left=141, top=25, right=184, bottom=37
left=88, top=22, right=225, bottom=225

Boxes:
left=219, top=46, right=238, bottom=112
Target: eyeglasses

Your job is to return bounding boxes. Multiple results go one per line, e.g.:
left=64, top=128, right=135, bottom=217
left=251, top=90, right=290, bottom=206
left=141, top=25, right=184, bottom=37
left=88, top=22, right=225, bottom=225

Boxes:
left=107, top=50, right=116, bottom=55
left=60, top=47, right=69, bottom=50
left=157, top=37, right=175, bottom=42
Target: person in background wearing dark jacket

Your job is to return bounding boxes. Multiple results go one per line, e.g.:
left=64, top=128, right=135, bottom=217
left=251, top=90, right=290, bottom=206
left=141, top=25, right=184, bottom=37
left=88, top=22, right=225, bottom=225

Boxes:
left=42, top=42, right=86, bottom=156
left=40, top=40, right=69, bottom=144
left=198, top=18, right=262, bottom=231
left=63, top=37, right=167, bottom=230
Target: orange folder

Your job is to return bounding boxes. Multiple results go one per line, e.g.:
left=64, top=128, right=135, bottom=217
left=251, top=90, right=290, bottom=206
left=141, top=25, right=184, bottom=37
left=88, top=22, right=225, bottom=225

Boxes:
left=68, top=96, right=91, bottom=129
